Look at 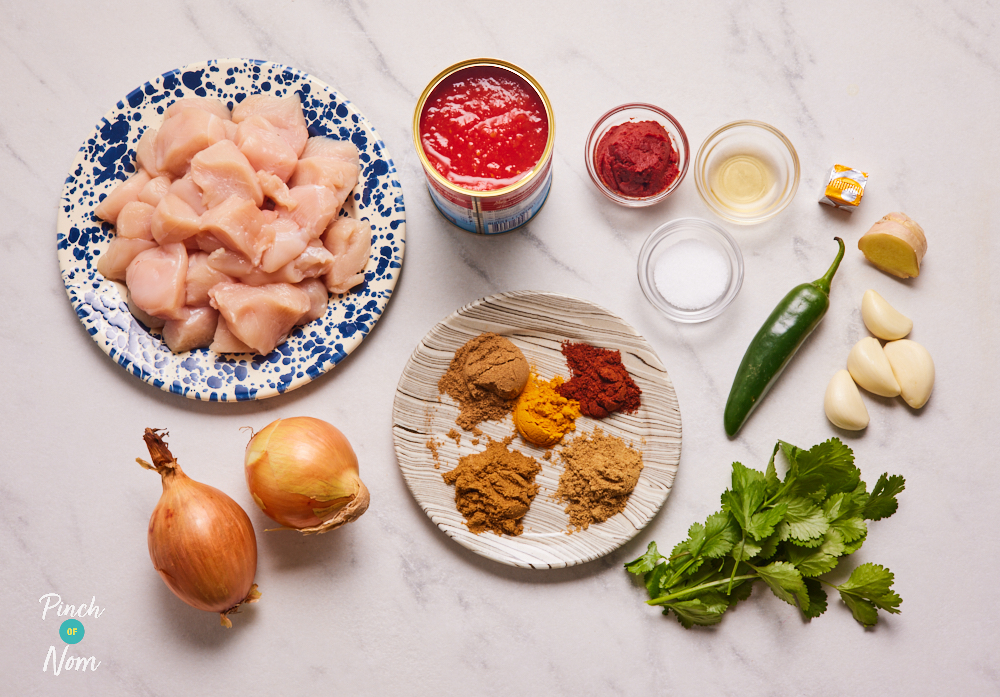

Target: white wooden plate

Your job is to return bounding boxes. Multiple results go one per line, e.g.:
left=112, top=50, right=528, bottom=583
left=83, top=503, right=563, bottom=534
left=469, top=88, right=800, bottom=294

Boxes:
left=391, top=291, right=682, bottom=568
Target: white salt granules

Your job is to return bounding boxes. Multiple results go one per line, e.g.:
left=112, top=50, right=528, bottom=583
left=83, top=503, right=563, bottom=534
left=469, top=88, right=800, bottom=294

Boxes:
left=653, top=239, right=730, bottom=310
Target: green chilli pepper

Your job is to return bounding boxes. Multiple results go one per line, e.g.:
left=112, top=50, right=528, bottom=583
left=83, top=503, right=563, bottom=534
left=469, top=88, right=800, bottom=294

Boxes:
left=724, top=237, right=845, bottom=437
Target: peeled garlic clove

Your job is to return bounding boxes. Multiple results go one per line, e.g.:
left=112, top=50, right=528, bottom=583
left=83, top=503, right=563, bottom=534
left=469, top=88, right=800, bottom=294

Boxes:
left=824, top=369, right=869, bottom=430
left=861, top=289, right=912, bottom=340
left=847, top=337, right=901, bottom=397
left=883, top=339, right=935, bottom=408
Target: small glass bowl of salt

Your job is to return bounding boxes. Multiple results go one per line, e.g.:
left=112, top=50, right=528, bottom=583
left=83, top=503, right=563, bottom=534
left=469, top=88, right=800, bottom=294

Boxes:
left=637, top=218, right=744, bottom=322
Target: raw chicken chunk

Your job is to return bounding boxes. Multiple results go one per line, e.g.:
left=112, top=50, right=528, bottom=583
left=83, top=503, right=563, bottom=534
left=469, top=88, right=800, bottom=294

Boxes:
left=155, top=108, right=228, bottom=177
left=139, top=175, right=171, bottom=207
left=163, top=306, right=219, bottom=353
left=257, top=170, right=296, bottom=210
left=135, top=128, right=162, bottom=177
left=185, top=251, right=236, bottom=307
left=116, top=201, right=155, bottom=240
left=207, top=244, right=333, bottom=286
left=191, top=139, right=264, bottom=208
left=126, top=289, right=165, bottom=329
left=296, top=278, right=329, bottom=325
left=125, top=243, right=188, bottom=320
left=189, top=231, right=225, bottom=254
left=94, top=171, right=152, bottom=225
left=164, top=97, right=232, bottom=122
left=151, top=194, right=202, bottom=245
left=97, top=237, right=158, bottom=282
left=210, top=316, right=255, bottom=354
left=168, top=176, right=208, bottom=215
left=199, top=195, right=270, bottom=266
left=290, top=158, right=358, bottom=211
left=260, top=216, right=310, bottom=273
left=235, top=116, right=298, bottom=182
left=301, top=137, right=360, bottom=163
left=293, top=137, right=360, bottom=210
left=209, top=282, right=311, bottom=355
left=280, top=185, right=340, bottom=239
left=231, top=94, right=309, bottom=157
left=323, top=216, right=372, bottom=293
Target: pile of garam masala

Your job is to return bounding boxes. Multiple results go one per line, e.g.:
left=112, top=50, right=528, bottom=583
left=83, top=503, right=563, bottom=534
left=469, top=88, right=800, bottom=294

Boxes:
left=430, top=332, right=644, bottom=536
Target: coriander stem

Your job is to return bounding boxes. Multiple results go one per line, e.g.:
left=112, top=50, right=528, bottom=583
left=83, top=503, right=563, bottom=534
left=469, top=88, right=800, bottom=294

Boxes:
left=647, top=574, right=759, bottom=606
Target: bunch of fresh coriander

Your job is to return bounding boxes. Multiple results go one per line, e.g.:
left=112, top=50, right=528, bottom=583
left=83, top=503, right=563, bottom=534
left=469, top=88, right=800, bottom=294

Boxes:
left=626, top=438, right=904, bottom=628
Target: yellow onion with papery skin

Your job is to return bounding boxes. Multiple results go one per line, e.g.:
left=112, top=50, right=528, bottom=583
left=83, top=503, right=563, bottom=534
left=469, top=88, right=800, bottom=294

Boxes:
left=244, top=417, right=370, bottom=534
left=138, top=428, right=260, bottom=628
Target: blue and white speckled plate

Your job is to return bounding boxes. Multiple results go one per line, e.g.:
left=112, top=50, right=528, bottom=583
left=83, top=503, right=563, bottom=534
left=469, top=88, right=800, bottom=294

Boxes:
left=57, top=59, right=405, bottom=401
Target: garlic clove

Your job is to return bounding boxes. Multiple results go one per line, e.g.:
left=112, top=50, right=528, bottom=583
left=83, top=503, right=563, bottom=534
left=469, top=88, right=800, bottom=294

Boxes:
left=824, top=369, right=869, bottom=430
left=861, top=289, right=912, bottom=341
left=847, top=337, right=901, bottom=397
left=883, top=339, right=935, bottom=409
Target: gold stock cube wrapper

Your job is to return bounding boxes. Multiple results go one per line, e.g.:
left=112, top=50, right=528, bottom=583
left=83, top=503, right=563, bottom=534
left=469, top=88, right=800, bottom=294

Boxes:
left=819, top=165, right=868, bottom=211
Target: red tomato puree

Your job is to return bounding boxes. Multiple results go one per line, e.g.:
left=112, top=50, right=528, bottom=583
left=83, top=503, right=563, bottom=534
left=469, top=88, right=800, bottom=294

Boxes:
left=594, top=121, right=679, bottom=198
left=419, top=66, right=548, bottom=192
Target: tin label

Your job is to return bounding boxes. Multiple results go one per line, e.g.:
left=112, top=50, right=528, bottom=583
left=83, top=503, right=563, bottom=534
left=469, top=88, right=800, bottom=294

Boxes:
left=425, top=162, right=553, bottom=235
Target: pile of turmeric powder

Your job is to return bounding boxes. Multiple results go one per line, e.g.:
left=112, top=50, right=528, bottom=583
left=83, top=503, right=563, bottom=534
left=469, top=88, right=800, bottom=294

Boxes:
left=513, top=373, right=581, bottom=447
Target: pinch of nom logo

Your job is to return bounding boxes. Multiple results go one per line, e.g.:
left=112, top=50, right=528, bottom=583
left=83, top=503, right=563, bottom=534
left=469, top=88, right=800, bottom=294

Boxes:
left=39, top=593, right=104, bottom=675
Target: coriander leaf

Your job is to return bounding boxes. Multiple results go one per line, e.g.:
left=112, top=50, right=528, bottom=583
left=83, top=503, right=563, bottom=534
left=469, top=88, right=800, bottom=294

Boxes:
left=683, top=511, right=738, bottom=562
left=837, top=563, right=902, bottom=627
left=780, top=438, right=860, bottom=498
left=830, top=516, right=867, bottom=545
left=802, top=578, right=828, bottom=619
left=664, top=592, right=730, bottom=628
left=840, top=593, right=879, bottom=627
left=753, top=561, right=809, bottom=610
left=731, top=536, right=763, bottom=562
left=644, top=562, right=670, bottom=598
left=756, top=531, right=781, bottom=561
left=747, top=503, right=787, bottom=541
left=784, top=529, right=845, bottom=577
left=837, top=563, right=902, bottom=614
left=823, top=493, right=869, bottom=544
left=864, top=473, right=906, bottom=521
left=721, top=463, right=767, bottom=532
left=764, top=442, right=781, bottom=497
left=727, top=578, right=755, bottom=606
left=783, top=497, right=829, bottom=542
left=625, top=542, right=663, bottom=575
left=700, top=511, right=740, bottom=558
left=841, top=530, right=867, bottom=555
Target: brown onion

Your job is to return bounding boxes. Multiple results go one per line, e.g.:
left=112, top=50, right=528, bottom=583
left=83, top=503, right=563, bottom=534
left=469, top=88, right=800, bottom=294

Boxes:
left=244, top=417, right=370, bottom=534
left=138, top=428, right=260, bottom=628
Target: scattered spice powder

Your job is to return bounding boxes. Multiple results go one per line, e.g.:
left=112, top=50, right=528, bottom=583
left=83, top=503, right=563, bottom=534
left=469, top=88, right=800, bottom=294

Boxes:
left=556, top=342, right=642, bottom=418
left=442, top=438, right=542, bottom=536
left=426, top=439, right=442, bottom=469
left=447, top=428, right=462, bottom=446
left=438, top=334, right=526, bottom=430
left=556, top=429, right=644, bottom=531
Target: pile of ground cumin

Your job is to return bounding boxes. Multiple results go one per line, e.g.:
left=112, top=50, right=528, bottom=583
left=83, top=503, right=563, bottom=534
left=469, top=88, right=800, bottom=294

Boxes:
left=442, top=438, right=541, bottom=536
left=438, top=334, right=528, bottom=430
left=556, top=429, right=643, bottom=530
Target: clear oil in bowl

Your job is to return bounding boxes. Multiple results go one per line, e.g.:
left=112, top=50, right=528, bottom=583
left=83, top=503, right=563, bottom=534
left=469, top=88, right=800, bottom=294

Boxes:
left=709, top=151, right=777, bottom=214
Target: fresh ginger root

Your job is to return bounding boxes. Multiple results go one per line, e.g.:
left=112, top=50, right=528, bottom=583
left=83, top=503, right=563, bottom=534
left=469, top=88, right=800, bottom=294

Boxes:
left=858, top=212, right=927, bottom=278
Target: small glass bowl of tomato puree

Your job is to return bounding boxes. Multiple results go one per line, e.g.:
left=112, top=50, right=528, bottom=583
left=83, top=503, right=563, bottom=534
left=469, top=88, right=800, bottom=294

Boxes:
left=586, top=104, right=689, bottom=207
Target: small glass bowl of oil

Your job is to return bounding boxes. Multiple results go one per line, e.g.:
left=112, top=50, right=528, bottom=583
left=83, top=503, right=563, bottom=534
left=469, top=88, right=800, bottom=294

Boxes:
left=693, top=121, right=799, bottom=225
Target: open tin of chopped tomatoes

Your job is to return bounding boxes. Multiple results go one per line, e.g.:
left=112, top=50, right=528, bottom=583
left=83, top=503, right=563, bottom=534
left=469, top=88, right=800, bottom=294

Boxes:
left=414, top=58, right=555, bottom=235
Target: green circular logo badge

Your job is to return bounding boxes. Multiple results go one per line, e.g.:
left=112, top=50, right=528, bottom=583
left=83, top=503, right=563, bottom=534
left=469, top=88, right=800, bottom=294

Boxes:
left=59, top=619, right=85, bottom=644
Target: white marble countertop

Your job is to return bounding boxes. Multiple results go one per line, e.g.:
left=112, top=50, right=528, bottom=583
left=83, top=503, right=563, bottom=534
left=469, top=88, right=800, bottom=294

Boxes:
left=3, top=2, right=999, bottom=694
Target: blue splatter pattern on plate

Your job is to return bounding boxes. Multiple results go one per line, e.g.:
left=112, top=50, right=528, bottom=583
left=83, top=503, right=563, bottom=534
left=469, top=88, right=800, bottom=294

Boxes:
left=57, top=59, right=405, bottom=401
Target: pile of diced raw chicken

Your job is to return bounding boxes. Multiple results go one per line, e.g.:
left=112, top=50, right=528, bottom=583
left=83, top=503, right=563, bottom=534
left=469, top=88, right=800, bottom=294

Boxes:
left=94, top=94, right=372, bottom=355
